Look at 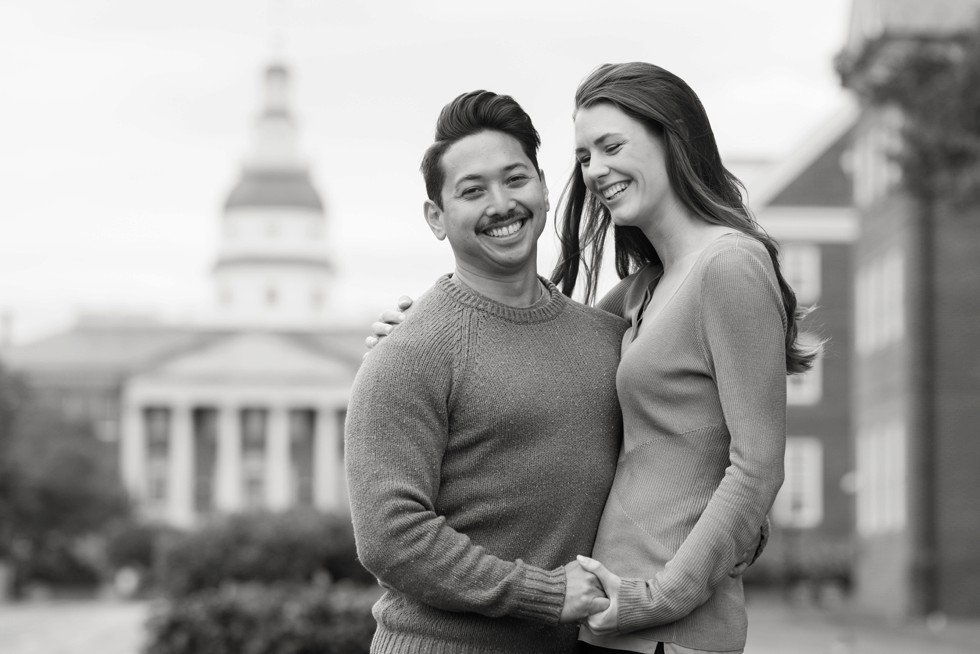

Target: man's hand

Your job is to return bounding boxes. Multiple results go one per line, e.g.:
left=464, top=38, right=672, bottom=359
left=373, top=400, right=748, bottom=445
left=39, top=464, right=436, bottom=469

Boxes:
left=364, top=296, right=414, bottom=356
left=559, top=559, right=610, bottom=623
left=577, top=555, right=621, bottom=635
left=728, top=521, right=767, bottom=577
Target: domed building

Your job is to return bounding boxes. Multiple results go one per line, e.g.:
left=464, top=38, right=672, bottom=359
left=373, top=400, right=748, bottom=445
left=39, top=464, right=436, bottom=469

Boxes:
left=4, top=62, right=364, bottom=528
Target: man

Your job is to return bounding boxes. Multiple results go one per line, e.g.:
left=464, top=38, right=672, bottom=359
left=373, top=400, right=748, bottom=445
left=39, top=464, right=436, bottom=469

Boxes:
left=344, top=90, right=627, bottom=652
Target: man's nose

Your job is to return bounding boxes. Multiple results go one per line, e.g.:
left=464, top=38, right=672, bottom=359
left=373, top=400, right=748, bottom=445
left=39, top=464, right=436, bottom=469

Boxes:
left=485, top=186, right=515, bottom=216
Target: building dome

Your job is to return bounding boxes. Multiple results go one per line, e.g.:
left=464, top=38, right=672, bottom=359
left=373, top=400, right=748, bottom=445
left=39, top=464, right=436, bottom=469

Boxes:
left=224, top=167, right=324, bottom=211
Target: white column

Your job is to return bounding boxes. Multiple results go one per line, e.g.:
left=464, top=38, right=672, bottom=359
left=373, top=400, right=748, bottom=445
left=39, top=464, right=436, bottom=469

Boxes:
left=215, top=404, right=242, bottom=512
left=168, top=403, right=195, bottom=528
left=120, top=402, right=147, bottom=501
left=314, top=406, right=344, bottom=511
left=266, top=406, right=292, bottom=510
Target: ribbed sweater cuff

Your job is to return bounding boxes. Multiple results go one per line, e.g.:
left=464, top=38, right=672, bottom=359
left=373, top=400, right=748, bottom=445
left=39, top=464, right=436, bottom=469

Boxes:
left=511, top=565, right=566, bottom=625
left=617, top=577, right=658, bottom=633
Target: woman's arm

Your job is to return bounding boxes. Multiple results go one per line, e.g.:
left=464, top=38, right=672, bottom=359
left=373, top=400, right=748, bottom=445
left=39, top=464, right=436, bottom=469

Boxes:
left=364, top=296, right=413, bottom=352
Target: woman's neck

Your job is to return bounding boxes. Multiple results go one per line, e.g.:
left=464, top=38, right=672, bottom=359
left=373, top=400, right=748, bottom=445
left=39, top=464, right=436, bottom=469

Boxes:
left=640, top=206, right=734, bottom=273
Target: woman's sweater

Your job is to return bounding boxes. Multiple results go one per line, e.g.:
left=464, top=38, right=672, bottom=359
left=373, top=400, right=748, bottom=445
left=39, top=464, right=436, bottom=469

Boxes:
left=582, top=234, right=787, bottom=652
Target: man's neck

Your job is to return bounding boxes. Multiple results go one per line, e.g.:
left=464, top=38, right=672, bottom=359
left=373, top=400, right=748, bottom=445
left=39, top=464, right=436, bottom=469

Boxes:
left=452, top=266, right=544, bottom=308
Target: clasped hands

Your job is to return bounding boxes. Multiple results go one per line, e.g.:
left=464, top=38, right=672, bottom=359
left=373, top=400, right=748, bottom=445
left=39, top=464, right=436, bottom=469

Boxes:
left=560, top=556, right=621, bottom=635
left=562, top=542, right=759, bottom=636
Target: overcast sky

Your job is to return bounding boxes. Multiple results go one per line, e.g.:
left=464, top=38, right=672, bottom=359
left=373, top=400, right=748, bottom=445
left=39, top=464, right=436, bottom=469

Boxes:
left=0, top=0, right=853, bottom=344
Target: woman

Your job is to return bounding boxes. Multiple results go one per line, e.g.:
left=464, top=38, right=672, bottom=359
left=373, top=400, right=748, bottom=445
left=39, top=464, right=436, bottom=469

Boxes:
left=558, top=63, right=814, bottom=654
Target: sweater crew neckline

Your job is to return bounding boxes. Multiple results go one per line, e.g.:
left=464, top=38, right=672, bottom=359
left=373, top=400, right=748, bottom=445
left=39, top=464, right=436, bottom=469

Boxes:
left=436, top=274, right=566, bottom=324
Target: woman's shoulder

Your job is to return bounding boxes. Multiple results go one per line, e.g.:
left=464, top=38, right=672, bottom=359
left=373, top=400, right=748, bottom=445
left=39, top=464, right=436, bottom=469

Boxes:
left=701, top=233, right=774, bottom=278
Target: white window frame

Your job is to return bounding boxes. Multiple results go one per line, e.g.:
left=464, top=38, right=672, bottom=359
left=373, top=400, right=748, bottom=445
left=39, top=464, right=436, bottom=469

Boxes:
left=782, top=244, right=821, bottom=307
left=773, top=436, right=823, bottom=529
left=787, top=332, right=823, bottom=405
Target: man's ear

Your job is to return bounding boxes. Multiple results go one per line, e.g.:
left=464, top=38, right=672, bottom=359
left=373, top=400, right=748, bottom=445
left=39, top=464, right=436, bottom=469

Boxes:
left=539, top=169, right=550, bottom=213
left=424, top=200, right=446, bottom=240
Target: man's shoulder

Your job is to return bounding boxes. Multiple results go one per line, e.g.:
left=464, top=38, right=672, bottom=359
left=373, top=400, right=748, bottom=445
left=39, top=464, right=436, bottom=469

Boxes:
left=364, top=282, right=467, bottom=363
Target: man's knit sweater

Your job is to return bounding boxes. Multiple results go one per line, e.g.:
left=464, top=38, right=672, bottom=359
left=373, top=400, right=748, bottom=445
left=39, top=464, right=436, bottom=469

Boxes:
left=345, top=275, right=628, bottom=653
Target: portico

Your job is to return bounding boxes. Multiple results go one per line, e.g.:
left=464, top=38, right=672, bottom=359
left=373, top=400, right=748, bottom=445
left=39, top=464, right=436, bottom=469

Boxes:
left=119, top=331, right=354, bottom=527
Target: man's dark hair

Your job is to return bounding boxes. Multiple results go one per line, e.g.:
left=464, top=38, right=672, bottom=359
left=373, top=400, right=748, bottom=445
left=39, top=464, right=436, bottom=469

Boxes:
left=420, top=90, right=541, bottom=209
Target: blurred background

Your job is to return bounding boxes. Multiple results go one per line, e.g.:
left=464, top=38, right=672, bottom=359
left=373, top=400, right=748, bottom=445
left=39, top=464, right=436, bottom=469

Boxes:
left=1, top=0, right=979, bottom=652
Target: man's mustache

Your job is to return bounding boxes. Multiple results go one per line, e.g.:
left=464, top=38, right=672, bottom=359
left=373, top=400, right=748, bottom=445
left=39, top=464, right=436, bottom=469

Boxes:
left=482, top=209, right=532, bottom=230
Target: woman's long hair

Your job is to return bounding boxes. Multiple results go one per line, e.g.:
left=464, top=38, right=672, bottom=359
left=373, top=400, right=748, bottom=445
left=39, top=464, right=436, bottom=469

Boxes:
left=551, top=62, right=817, bottom=373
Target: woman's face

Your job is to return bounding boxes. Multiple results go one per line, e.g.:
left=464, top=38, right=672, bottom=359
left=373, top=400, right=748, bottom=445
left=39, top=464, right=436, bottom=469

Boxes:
left=574, top=102, right=674, bottom=230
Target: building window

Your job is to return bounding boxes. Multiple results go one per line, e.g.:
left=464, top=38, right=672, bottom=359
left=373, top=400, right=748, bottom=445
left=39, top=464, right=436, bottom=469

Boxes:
left=787, top=332, right=823, bottom=405
left=782, top=245, right=821, bottom=306
left=856, top=421, right=907, bottom=536
left=144, top=407, right=171, bottom=513
left=854, top=247, right=906, bottom=357
left=290, top=409, right=316, bottom=506
left=241, top=408, right=268, bottom=510
left=96, top=396, right=119, bottom=443
left=772, top=436, right=823, bottom=529
left=193, top=408, right=218, bottom=515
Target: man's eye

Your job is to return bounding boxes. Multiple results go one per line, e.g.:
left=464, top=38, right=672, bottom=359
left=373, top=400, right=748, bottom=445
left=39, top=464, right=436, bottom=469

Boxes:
left=460, top=187, right=484, bottom=198
left=507, top=175, right=529, bottom=185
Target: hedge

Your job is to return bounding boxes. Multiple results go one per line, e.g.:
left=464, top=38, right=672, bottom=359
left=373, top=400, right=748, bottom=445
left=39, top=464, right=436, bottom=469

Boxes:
left=159, top=510, right=374, bottom=598
left=144, top=582, right=379, bottom=654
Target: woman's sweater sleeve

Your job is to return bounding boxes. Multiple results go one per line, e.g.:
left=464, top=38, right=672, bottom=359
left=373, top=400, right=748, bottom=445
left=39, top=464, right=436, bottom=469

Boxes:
left=344, top=335, right=566, bottom=625
left=617, top=244, right=787, bottom=631
left=597, top=276, right=632, bottom=318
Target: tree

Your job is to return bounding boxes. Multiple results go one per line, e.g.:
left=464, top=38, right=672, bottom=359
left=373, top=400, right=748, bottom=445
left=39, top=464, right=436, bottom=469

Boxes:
left=0, top=363, right=131, bottom=595
left=839, top=24, right=980, bottom=206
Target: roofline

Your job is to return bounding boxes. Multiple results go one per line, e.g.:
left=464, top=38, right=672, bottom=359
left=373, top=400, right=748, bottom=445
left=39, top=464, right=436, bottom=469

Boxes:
left=212, top=255, right=333, bottom=272
left=749, top=98, right=860, bottom=210
left=757, top=207, right=859, bottom=243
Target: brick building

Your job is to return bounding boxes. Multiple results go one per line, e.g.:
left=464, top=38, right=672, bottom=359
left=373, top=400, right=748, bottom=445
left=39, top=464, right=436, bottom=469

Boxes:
left=838, top=0, right=980, bottom=618
left=747, top=103, right=858, bottom=588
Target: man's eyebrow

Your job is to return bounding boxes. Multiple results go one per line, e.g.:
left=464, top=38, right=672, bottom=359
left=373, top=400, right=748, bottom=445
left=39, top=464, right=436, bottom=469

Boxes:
left=453, top=173, right=485, bottom=187
left=453, top=163, right=530, bottom=187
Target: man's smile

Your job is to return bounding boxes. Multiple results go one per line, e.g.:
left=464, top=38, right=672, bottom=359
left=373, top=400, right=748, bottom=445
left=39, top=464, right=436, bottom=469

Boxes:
left=483, top=217, right=528, bottom=238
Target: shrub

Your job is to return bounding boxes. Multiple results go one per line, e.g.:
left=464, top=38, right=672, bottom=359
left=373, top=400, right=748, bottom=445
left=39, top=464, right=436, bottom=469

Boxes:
left=160, top=510, right=373, bottom=598
left=19, top=540, right=102, bottom=590
left=104, top=521, right=182, bottom=596
left=144, top=582, right=380, bottom=654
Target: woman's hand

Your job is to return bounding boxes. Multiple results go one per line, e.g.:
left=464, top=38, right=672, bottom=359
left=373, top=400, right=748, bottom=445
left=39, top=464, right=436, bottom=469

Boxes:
left=559, top=559, right=610, bottom=623
left=364, top=296, right=414, bottom=354
left=577, top=555, right=622, bottom=635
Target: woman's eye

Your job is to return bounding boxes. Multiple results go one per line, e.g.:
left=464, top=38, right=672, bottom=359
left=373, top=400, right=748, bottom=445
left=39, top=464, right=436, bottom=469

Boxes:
left=577, top=156, right=590, bottom=167
left=605, top=143, right=622, bottom=154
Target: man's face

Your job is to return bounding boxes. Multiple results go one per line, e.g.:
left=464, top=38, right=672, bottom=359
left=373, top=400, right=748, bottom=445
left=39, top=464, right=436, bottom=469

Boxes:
left=424, top=130, right=548, bottom=278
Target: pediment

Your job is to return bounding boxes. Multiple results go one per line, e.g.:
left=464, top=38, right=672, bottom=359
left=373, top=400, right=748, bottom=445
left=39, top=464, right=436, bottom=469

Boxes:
left=136, top=332, right=355, bottom=383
